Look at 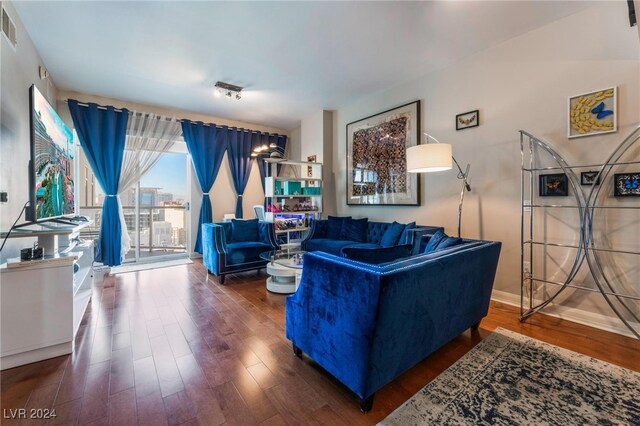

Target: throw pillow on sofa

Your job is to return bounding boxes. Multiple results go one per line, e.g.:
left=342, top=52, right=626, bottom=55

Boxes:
left=340, top=218, right=368, bottom=243
left=400, top=221, right=417, bottom=244
left=380, top=221, right=406, bottom=247
left=231, top=218, right=259, bottom=242
left=423, top=230, right=446, bottom=253
left=438, top=236, right=463, bottom=250
left=342, top=244, right=412, bottom=264
left=423, top=230, right=463, bottom=253
left=327, top=216, right=351, bottom=239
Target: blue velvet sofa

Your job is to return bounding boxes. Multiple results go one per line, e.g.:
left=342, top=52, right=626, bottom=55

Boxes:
left=202, top=220, right=279, bottom=284
left=300, top=216, right=442, bottom=256
left=286, top=238, right=502, bottom=412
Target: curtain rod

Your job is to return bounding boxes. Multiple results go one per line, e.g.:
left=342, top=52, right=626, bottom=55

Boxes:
left=63, top=99, right=287, bottom=137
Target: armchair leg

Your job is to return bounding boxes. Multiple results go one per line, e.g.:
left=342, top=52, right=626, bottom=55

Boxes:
left=219, top=275, right=225, bottom=284
left=359, top=394, right=375, bottom=413
left=471, top=321, right=481, bottom=331
left=293, top=344, right=302, bottom=358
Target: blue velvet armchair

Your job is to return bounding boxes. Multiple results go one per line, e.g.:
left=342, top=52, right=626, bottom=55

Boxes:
left=202, top=221, right=279, bottom=283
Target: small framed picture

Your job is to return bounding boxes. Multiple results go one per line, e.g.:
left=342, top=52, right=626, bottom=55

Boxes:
left=580, top=171, right=601, bottom=186
left=568, top=87, right=617, bottom=138
left=614, top=172, right=640, bottom=197
left=456, top=109, right=479, bottom=131
left=307, top=155, right=317, bottom=186
left=539, top=173, right=569, bottom=197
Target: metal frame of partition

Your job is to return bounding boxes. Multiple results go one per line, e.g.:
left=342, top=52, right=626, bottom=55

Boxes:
left=519, top=126, right=640, bottom=339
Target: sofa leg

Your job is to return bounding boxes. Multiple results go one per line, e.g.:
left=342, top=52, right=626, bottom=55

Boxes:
left=219, top=275, right=225, bottom=284
left=292, top=344, right=302, bottom=358
left=471, top=321, right=481, bottom=331
left=359, top=394, right=374, bottom=413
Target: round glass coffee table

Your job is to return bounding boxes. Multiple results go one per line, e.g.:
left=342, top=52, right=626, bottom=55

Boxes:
left=260, top=248, right=305, bottom=294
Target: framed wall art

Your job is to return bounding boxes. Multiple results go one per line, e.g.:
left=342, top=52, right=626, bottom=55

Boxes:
left=539, top=173, right=569, bottom=197
left=568, top=87, right=617, bottom=138
left=580, top=171, right=601, bottom=186
left=307, top=155, right=316, bottom=177
left=346, top=100, right=420, bottom=206
left=614, top=172, right=640, bottom=197
left=456, top=109, right=479, bottom=131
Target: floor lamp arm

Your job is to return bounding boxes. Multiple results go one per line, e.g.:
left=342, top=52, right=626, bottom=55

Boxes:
left=452, top=156, right=471, bottom=237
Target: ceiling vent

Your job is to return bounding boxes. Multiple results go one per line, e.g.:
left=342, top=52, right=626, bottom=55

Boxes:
left=1, top=2, right=17, bottom=49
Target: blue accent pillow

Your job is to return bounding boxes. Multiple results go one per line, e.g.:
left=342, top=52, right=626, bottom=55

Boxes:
left=327, top=216, right=350, bottom=239
left=400, top=221, right=417, bottom=244
left=342, top=244, right=412, bottom=264
left=380, top=221, right=406, bottom=247
left=340, top=218, right=368, bottom=243
left=231, top=219, right=259, bottom=242
left=437, top=236, right=463, bottom=251
left=423, top=230, right=447, bottom=253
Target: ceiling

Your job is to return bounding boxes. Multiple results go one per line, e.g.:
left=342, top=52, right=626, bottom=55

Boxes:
left=13, top=1, right=594, bottom=130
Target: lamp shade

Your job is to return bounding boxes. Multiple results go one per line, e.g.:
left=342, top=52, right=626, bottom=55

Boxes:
left=406, top=143, right=453, bottom=173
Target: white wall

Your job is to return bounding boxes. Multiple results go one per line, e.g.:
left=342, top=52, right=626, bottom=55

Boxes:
left=0, top=1, right=58, bottom=262
left=334, top=2, right=640, bottom=332
left=301, top=110, right=336, bottom=216
left=289, top=126, right=302, bottom=162
left=301, top=111, right=325, bottom=163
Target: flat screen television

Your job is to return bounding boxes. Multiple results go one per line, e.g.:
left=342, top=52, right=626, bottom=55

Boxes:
left=27, top=85, right=76, bottom=222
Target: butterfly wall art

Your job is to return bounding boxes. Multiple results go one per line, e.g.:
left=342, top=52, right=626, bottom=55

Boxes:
left=580, top=171, right=601, bottom=186
left=539, top=173, right=569, bottom=197
left=568, top=87, right=617, bottom=138
left=614, top=172, right=640, bottom=197
left=456, top=109, right=479, bottom=131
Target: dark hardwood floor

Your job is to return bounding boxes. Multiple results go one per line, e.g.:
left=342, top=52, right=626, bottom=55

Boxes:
left=2, top=260, right=639, bottom=425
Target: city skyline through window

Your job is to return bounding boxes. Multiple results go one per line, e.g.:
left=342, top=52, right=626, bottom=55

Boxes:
left=95, top=152, right=187, bottom=205
left=86, top=151, right=189, bottom=262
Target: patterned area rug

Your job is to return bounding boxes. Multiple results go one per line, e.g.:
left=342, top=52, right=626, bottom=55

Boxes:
left=380, top=328, right=640, bottom=425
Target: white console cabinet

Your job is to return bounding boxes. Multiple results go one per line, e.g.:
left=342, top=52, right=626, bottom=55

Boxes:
left=0, top=221, right=94, bottom=370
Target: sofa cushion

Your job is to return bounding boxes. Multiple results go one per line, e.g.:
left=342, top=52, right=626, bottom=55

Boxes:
left=226, top=241, right=272, bottom=264
left=305, top=239, right=358, bottom=256
left=424, top=230, right=447, bottom=253
left=327, top=216, right=351, bottom=239
left=380, top=221, right=405, bottom=247
left=341, top=244, right=412, bottom=264
left=437, top=236, right=463, bottom=251
left=400, top=221, right=417, bottom=244
left=340, top=218, right=368, bottom=243
left=231, top=219, right=259, bottom=242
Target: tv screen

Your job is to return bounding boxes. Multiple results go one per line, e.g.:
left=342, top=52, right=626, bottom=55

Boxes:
left=29, top=85, right=76, bottom=221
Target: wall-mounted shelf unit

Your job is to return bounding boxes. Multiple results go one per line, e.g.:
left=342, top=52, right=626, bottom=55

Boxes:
left=519, top=127, right=640, bottom=339
left=264, top=159, right=323, bottom=246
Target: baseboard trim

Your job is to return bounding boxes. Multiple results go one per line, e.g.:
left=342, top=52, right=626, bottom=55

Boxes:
left=0, top=342, right=72, bottom=370
left=491, top=290, right=638, bottom=339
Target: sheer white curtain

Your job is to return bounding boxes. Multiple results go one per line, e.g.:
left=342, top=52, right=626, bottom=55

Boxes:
left=118, top=112, right=182, bottom=259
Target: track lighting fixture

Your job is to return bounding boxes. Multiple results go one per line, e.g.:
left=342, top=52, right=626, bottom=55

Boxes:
left=215, top=81, right=243, bottom=101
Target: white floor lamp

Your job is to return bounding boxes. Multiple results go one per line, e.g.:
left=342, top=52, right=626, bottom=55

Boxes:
left=406, top=133, right=471, bottom=237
